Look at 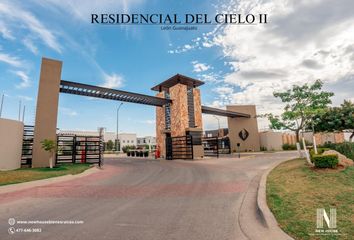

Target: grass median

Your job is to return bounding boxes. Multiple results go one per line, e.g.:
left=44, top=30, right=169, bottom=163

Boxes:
left=0, top=164, right=92, bottom=186
left=267, top=158, right=354, bottom=240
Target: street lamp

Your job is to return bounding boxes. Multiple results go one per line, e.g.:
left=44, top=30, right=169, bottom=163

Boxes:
left=0, top=94, right=4, bottom=118
left=116, top=103, right=123, bottom=153
left=213, top=115, right=220, bottom=137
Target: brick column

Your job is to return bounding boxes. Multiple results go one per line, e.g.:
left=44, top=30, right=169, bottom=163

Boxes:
left=156, top=92, right=166, bottom=157
left=169, top=84, right=189, bottom=137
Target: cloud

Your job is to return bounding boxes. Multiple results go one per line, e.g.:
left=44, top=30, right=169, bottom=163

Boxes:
left=0, top=1, right=62, bottom=53
left=192, top=61, right=211, bottom=73
left=168, top=44, right=197, bottom=54
left=323, top=75, right=354, bottom=106
left=13, top=71, right=31, bottom=88
left=139, top=120, right=155, bottom=125
left=22, top=37, right=39, bottom=55
left=0, top=52, right=23, bottom=67
left=18, top=95, right=33, bottom=101
left=202, top=114, right=228, bottom=130
left=196, top=0, right=354, bottom=129
left=37, top=0, right=146, bottom=21
left=60, top=107, right=78, bottom=117
left=197, top=72, right=223, bottom=83
left=0, top=20, right=15, bottom=40
left=101, top=73, right=124, bottom=89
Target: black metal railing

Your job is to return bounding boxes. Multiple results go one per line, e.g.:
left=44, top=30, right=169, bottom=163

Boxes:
left=21, top=125, right=34, bottom=166
left=202, top=137, right=231, bottom=158
left=166, top=135, right=193, bottom=160
left=56, top=135, right=103, bottom=166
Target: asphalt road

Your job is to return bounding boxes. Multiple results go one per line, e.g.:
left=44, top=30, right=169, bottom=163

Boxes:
left=0, top=152, right=297, bottom=240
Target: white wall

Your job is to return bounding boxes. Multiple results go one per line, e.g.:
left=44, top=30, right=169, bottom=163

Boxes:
left=344, top=132, right=353, bottom=142
left=0, top=118, right=23, bottom=170
left=119, top=133, right=137, bottom=148
left=259, top=131, right=283, bottom=151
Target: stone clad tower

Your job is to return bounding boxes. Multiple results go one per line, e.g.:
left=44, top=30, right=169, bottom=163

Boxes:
left=152, top=74, right=204, bottom=158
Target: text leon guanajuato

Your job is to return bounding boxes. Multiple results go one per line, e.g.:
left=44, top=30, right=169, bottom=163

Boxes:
left=91, top=13, right=268, bottom=25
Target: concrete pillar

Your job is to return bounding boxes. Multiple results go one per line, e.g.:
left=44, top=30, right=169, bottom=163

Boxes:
left=32, top=58, right=62, bottom=167
left=227, top=105, right=260, bottom=152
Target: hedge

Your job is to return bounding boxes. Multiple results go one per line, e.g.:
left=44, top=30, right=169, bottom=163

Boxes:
left=312, top=154, right=338, bottom=168
left=321, top=142, right=354, bottom=160
left=309, top=148, right=330, bottom=158
left=282, top=143, right=297, bottom=150
left=282, top=141, right=311, bottom=151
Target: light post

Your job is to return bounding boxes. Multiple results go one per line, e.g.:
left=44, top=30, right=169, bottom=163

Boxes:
left=0, top=94, right=4, bottom=118
left=116, top=103, right=123, bottom=153
left=18, top=100, right=21, bottom=121
left=213, top=115, right=220, bottom=137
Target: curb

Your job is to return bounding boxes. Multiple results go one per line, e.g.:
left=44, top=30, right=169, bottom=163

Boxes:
left=256, top=159, right=294, bottom=240
left=0, top=165, right=102, bottom=194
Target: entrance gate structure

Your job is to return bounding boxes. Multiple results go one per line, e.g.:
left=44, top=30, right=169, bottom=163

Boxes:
left=31, top=58, right=260, bottom=167
left=56, top=134, right=103, bottom=166
left=203, top=137, right=231, bottom=158
left=165, top=135, right=193, bottom=160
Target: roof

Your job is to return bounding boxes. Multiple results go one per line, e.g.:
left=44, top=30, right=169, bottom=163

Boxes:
left=60, top=80, right=171, bottom=107
left=151, top=74, right=205, bottom=91
left=201, top=106, right=250, bottom=118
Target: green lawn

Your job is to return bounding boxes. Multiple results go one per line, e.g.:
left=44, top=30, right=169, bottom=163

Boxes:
left=0, top=164, right=92, bottom=186
left=267, top=159, right=354, bottom=240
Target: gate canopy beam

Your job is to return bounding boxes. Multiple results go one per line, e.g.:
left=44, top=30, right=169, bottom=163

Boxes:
left=60, top=80, right=172, bottom=107
left=201, top=105, right=250, bottom=118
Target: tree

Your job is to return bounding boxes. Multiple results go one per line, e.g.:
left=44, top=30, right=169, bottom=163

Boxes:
left=314, top=100, right=354, bottom=142
left=264, top=80, right=334, bottom=142
left=41, top=139, right=56, bottom=168
left=106, top=140, right=114, bottom=151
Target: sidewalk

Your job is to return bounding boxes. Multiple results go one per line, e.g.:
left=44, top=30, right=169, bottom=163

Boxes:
left=0, top=166, right=101, bottom=194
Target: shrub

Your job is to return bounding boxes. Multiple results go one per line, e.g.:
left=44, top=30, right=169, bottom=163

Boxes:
left=122, top=145, right=136, bottom=153
left=309, top=148, right=330, bottom=158
left=312, top=154, right=338, bottom=168
left=320, top=142, right=354, bottom=160
left=260, top=146, right=267, bottom=151
left=282, top=143, right=297, bottom=150
left=321, top=142, right=336, bottom=149
left=333, top=142, right=354, bottom=160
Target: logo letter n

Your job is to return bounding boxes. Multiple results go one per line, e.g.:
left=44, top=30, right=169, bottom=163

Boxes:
left=317, top=208, right=336, bottom=228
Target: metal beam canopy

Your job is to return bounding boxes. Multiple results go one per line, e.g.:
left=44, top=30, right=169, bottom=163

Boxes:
left=60, top=80, right=172, bottom=107
left=201, top=106, right=250, bottom=118
left=59, top=81, right=250, bottom=116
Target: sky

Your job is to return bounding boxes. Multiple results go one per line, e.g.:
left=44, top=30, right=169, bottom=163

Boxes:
left=0, top=0, right=353, bottom=137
